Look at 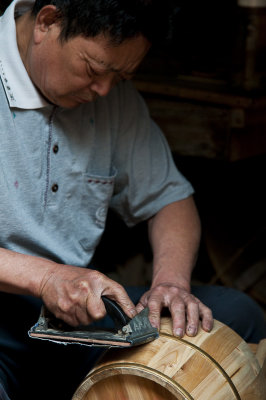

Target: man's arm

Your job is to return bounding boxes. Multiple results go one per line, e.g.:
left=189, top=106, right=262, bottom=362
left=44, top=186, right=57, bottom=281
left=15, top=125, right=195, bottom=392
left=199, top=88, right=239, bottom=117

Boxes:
left=136, top=196, right=213, bottom=337
left=0, top=248, right=137, bottom=325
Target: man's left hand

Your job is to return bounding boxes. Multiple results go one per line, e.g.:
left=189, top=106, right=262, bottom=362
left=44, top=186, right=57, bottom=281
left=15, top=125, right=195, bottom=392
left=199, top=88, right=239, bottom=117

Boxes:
left=136, top=283, right=213, bottom=337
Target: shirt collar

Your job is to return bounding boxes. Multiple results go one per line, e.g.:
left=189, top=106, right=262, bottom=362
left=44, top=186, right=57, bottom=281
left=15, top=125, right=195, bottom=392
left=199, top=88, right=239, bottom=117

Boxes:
left=0, top=0, right=49, bottom=109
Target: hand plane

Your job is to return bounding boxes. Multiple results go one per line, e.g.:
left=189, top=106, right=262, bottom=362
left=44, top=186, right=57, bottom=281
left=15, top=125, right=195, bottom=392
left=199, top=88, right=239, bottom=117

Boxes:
left=28, top=296, right=159, bottom=347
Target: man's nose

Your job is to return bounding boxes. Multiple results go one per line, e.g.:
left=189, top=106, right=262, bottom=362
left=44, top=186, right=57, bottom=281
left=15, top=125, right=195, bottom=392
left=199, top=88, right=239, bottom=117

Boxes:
left=90, top=73, right=118, bottom=97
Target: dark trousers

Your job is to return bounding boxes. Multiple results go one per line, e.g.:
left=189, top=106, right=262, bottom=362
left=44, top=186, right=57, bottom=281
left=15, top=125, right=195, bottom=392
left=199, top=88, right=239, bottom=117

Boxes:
left=0, top=285, right=265, bottom=400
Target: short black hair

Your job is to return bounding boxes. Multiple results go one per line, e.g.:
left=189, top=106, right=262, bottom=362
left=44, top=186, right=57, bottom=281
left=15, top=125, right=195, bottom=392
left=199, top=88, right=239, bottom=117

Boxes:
left=31, top=0, right=175, bottom=45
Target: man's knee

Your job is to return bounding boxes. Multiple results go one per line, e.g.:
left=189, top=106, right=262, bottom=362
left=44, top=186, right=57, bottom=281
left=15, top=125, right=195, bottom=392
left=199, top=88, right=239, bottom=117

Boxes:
left=192, top=285, right=266, bottom=343
left=0, top=382, right=11, bottom=400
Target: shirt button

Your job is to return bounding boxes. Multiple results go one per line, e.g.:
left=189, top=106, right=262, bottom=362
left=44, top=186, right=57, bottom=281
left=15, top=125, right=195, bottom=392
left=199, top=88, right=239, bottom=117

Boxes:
left=51, top=183, right=58, bottom=192
left=53, top=144, right=59, bottom=154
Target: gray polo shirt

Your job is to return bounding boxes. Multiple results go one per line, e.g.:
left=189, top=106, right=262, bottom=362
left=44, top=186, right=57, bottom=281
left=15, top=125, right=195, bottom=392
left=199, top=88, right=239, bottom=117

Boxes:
left=0, top=0, right=194, bottom=267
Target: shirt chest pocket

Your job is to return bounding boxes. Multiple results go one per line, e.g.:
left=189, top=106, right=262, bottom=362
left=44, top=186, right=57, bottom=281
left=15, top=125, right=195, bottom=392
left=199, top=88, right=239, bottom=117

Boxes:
left=78, top=171, right=116, bottom=251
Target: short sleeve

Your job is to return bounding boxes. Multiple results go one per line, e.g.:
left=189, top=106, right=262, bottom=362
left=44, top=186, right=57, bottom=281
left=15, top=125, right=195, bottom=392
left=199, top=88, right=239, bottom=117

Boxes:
left=110, top=82, right=194, bottom=227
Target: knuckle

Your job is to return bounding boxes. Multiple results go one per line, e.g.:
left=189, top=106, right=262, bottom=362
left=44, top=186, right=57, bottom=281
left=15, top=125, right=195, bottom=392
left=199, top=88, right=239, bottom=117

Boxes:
left=204, top=309, right=213, bottom=319
left=93, top=309, right=106, bottom=320
left=156, top=284, right=178, bottom=296
left=112, top=283, right=126, bottom=295
left=153, top=284, right=171, bottom=295
left=148, top=298, right=160, bottom=310
left=173, top=302, right=185, bottom=313
left=168, top=286, right=180, bottom=296
left=191, top=295, right=200, bottom=303
left=77, top=280, right=90, bottom=291
left=57, top=299, right=71, bottom=314
left=88, top=269, right=103, bottom=282
left=184, top=293, right=200, bottom=306
left=188, top=299, right=200, bottom=307
left=149, top=311, right=158, bottom=319
left=200, top=303, right=213, bottom=314
left=87, top=298, right=106, bottom=319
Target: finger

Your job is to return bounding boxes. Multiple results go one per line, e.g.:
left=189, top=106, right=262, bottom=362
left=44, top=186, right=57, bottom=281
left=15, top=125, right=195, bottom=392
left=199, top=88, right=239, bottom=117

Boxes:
left=199, top=303, right=213, bottom=332
left=86, top=293, right=106, bottom=320
left=170, top=299, right=186, bottom=337
left=88, top=270, right=137, bottom=319
left=136, top=302, right=145, bottom=313
left=102, top=287, right=137, bottom=319
left=71, top=300, right=91, bottom=326
left=136, top=293, right=148, bottom=313
left=147, top=296, right=163, bottom=330
left=52, top=303, right=86, bottom=327
left=70, top=292, right=100, bottom=326
left=186, top=300, right=200, bottom=336
left=60, top=313, right=80, bottom=327
left=71, top=307, right=93, bottom=326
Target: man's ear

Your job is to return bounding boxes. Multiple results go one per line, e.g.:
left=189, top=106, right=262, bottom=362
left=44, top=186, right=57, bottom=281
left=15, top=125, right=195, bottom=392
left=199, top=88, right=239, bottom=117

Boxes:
left=33, top=5, right=60, bottom=44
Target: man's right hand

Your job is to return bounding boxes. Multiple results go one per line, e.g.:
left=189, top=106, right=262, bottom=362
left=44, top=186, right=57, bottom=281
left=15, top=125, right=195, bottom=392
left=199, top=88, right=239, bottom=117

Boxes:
left=38, top=264, right=137, bottom=326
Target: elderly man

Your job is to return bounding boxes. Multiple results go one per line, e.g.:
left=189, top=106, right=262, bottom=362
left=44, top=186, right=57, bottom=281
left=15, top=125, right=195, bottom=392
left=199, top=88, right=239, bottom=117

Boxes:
left=0, top=1, right=265, bottom=399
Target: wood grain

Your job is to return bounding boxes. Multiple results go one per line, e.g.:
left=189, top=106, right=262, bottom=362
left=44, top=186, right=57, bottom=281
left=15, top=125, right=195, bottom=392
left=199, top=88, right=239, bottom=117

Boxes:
left=72, top=318, right=266, bottom=400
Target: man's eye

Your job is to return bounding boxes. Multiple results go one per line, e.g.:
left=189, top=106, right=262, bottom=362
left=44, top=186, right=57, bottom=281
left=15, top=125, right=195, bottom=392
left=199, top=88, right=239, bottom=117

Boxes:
left=87, top=64, right=98, bottom=77
left=86, top=64, right=93, bottom=77
left=91, top=67, right=101, bottom=76
left=87, top=64, right=107, bottom=78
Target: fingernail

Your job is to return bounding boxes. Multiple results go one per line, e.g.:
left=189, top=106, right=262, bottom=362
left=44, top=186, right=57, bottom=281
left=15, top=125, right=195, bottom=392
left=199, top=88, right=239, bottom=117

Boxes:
left=187, top=326, right=196, bottom=336
left=174, top=328, right=183, bottom=337
left=205, top=324, right=213, bottom=333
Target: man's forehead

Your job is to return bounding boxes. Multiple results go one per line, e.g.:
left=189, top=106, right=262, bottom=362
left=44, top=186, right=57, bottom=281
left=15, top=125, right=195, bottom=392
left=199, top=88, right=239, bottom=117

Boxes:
left=81, top=35, right=150, bottom=74
left=85, top=54, right=135, bottom=75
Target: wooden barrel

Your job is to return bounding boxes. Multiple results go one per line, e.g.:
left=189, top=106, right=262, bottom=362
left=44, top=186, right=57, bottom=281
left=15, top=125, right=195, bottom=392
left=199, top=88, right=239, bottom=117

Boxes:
left=72, top=318, right=266, bottom=400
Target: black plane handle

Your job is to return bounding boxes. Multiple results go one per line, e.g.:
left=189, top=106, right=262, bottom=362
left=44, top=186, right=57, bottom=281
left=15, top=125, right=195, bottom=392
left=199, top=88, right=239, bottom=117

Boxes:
left=101, top=296, right=131, bottom=331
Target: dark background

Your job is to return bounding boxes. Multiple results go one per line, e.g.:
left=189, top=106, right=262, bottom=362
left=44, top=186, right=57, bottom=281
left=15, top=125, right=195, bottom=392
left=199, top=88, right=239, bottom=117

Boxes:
left=95, top=0, right=266, bottom=314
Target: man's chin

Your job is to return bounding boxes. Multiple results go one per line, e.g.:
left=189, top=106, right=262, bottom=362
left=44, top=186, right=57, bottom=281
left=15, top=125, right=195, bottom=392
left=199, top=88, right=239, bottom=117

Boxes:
left=46, top=94, right=97, bottom=108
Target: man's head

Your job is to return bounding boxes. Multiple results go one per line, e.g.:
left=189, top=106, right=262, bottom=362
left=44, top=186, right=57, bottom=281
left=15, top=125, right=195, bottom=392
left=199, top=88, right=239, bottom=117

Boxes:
left=17, top=0, right=172, bottom=108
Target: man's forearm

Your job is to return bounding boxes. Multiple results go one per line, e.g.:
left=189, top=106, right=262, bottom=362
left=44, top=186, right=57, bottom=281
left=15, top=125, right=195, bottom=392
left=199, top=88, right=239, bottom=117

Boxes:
left=137, top=196, right=213, bottom=337
left=0, top=247, right=57, bottom=297
left=0, top=248, right=138, bottom=326
left=148, top=196, right=201, bottom=291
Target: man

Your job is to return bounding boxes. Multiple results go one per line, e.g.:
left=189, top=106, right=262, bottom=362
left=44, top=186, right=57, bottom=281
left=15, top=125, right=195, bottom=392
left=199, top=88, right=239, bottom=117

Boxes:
left=0, top=1, right=265, bottom=399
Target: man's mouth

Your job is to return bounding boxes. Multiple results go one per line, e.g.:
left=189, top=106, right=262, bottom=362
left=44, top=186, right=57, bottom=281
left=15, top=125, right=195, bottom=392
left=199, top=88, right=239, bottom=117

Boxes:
left=72, top=93, right=98, bottom=103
